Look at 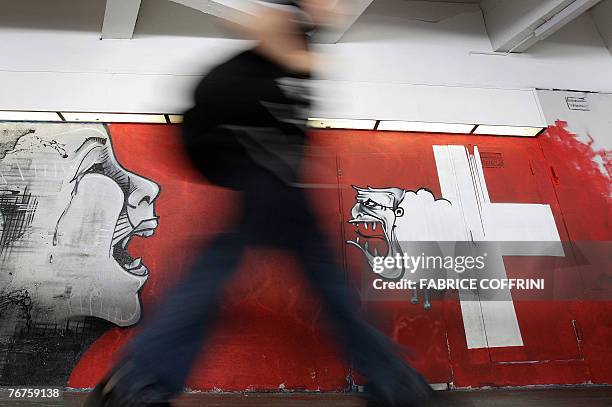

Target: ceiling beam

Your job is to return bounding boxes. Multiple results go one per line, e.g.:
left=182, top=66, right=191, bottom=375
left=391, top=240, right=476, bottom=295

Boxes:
left=101, top=0, right=142, bottom=39
left=591, top=0, right=612, bottom=55
left=169, top=0, right=258, bottom=25
left=514, top=0, right=602, bottom=51
left=482, top=0, right=602, bottom=53
left=315, top=0, right=375, bottom=44
left=170, top=0, right=374, bottom=44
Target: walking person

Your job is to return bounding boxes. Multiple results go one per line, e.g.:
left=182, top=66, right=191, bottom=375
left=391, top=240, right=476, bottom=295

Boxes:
left=85, top=2, right=433, bottom=406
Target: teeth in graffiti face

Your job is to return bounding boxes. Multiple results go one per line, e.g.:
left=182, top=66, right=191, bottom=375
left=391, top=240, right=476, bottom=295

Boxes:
left=113, top=232, right=149, bottom=276
left=364, top=241, right=369, bottom=251
left=374, top=247, right=379, bottom=257
left=364, top=223, right=368, bottom=230
left=372, top=222, right=377, bottom=231
left=356, top=236, right=360, bottom=244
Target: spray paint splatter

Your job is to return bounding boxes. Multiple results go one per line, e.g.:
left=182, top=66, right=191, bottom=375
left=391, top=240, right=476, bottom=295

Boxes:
left=542, top=121, right=611, bottom=197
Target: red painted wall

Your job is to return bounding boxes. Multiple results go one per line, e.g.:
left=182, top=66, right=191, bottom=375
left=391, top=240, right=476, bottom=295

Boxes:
left=69, top=123, right=611, bottom=389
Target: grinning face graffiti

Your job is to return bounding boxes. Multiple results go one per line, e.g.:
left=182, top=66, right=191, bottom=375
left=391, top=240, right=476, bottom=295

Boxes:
left=347, top=186, right=455, bottom=280
left=0, top=123, right=159, bottom=327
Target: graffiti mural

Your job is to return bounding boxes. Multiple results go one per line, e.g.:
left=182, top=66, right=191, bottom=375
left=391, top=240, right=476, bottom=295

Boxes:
left=346, top=146, right=564, bottom=349
left=0, top=123, right=159, bottom=384
left=0, top=122, right=609, bottom=389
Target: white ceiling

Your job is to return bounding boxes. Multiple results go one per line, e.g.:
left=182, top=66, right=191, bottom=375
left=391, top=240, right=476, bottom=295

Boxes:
left=0, top=0, right=610, bottom=54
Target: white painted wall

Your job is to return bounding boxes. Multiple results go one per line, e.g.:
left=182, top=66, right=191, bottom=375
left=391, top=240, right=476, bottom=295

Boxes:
left=0, top=0, right=611, bottom=126
left=311, top=81, right=546, bottom=127
left=537, top=89, right=612, bottom=147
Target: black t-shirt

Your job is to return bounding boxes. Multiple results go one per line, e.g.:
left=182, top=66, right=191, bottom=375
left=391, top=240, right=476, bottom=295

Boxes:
left=182, top=49, right=311, bottom=189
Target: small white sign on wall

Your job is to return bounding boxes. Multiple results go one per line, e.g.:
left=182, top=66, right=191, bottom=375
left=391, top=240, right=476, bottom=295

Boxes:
left=566, top=96, right=590, bottom=111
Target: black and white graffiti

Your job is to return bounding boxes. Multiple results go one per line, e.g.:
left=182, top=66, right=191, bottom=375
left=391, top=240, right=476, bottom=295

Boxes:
left=347, top=187, right=455, bottom=309
left=0, top=123, right=160, bottom=385
left=0, top=123, right=160, bottom=327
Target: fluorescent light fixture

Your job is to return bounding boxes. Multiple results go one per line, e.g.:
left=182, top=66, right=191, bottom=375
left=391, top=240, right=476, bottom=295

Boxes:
left=0, top=111, right=62, bottom=122
left=308, top=118, right=377, bottom=130
left=378, top=121, right=475, bottom=134
left=473, top=125, right=544, bottom=137
left=168, top=115, right=184, bottom=124
left=62, top=112, right=167, bottom=124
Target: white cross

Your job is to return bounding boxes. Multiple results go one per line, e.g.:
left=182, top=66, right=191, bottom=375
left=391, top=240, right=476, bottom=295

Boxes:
left=433, top=145, right=563, bottom=349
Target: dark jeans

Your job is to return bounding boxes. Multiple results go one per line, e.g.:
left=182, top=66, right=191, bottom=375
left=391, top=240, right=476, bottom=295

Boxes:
left=110, top=164, right=430, bottom=406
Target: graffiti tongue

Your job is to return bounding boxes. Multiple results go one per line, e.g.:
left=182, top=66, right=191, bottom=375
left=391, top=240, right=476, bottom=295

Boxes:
left=352, top=222, right=388, bottom=257
left=355, top=222, right=380, bottom=238
left=360, top=237, right=388, bottom=257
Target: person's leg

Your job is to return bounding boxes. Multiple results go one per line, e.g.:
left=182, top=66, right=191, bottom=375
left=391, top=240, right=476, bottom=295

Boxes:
left=284, top=192, right=431, bottom=406
left=88, top=162, right=286, bottom=406
left=86, top=232, right=247, bottom=406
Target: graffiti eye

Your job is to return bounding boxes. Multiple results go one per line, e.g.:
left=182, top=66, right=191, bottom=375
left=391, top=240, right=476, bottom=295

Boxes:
left=85, top=163, right=105, bottom=175
left=364, top=199, right=378, bottom=208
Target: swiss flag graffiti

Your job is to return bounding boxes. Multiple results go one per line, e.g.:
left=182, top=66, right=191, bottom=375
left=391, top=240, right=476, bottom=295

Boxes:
left=432, top=145, right=563, bottom=349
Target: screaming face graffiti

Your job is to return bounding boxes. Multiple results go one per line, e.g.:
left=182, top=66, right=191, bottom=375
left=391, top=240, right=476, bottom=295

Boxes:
left=0, top=123, right=160, bottom=327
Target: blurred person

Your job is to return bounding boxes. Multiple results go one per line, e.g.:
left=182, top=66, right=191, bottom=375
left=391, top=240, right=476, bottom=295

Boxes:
left=85, top=1, right=432, bottom=406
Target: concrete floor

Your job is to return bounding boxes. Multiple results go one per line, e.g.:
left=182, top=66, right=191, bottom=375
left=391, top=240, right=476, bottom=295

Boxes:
left=0, top=387, right=611, bottom=407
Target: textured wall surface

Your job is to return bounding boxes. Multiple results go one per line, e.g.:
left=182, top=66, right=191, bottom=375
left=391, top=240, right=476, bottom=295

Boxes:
left=0, top=119, right=610, bottom=389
